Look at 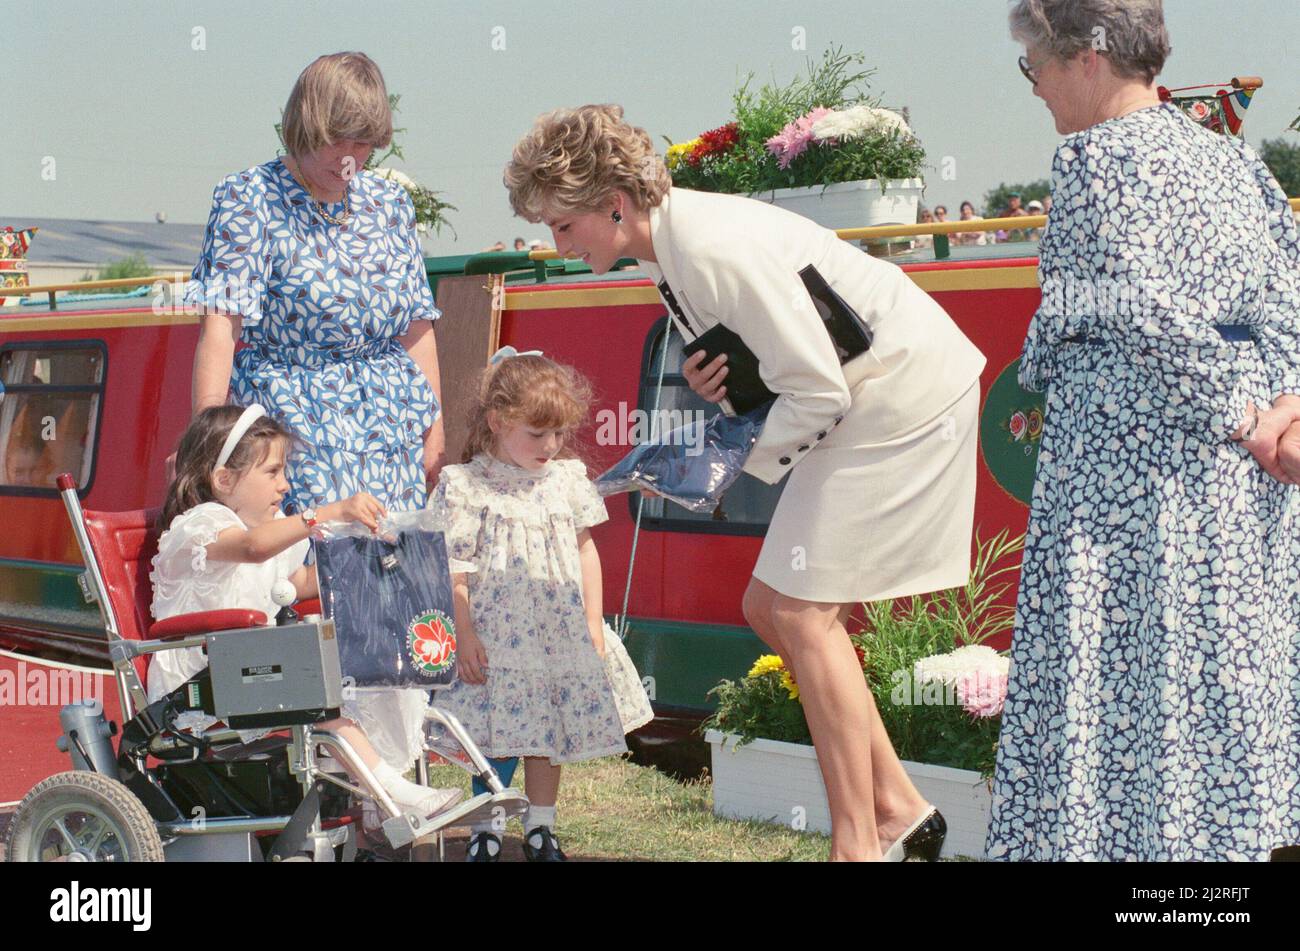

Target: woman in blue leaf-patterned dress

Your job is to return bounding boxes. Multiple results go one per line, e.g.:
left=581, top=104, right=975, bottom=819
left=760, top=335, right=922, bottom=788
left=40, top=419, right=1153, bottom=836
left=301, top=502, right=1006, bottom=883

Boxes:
left=987, top=0, right=1300, bottom=861
left=185, top=52, right=443, bottom=768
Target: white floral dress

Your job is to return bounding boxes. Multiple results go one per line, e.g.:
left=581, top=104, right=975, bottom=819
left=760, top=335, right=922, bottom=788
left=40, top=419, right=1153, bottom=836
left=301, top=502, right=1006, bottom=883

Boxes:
left=428, top=455, right=651, bottom=764
left=148, top=502, right=310, bottom=735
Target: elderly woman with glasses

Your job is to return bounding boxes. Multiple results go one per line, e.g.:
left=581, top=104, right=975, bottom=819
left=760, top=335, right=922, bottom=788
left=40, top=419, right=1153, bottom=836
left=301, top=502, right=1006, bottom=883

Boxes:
left=987, top=0, right=1300, bottom=861
left=185, top=52, right=445, bottom=771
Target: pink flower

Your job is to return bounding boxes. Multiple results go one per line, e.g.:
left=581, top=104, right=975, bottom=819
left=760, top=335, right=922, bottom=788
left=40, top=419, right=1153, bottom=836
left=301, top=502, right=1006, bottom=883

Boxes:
left=765, top=107, right=834, bottom=170
left=956, top=669, right=1008, bottom=718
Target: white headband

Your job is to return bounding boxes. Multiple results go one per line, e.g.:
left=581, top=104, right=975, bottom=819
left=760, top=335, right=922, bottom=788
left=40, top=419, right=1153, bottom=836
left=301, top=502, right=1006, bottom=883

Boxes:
left=214, top=404, right=267, bottom=473
left=489, top=345, right=543, bottom=365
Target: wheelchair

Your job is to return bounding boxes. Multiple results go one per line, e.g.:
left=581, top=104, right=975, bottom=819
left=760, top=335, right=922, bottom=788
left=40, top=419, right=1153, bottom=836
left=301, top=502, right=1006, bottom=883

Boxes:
left=3, top=473, right=528, bottom=862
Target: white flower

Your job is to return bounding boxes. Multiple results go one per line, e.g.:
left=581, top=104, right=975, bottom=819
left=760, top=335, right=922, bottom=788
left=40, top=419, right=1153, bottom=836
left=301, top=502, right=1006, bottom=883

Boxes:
left=811, top=105, right=912, bottom=142
left=372, top=166, right=417, bottom=189
left=913, top=644, right=1008, bottom=687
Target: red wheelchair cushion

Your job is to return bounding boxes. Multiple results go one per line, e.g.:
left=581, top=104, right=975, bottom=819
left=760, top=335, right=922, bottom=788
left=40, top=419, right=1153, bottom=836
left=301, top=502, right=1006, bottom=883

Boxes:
left=148, top=609, right=269, bottom=641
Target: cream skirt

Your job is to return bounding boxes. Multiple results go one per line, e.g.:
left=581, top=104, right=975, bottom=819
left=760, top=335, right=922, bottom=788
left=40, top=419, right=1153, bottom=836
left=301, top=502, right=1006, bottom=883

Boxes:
left=752, top=381, right=979, bottom=604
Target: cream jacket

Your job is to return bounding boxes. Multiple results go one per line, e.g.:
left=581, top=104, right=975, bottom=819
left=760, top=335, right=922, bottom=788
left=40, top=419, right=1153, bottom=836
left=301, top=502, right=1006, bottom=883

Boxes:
left=638, top=187, right=986, bottom=484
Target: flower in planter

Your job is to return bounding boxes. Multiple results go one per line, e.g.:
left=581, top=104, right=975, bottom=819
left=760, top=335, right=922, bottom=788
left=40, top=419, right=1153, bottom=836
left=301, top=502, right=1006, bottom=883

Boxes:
left=747, top=653, right=800, bottom=701
left=665, top=138, right=701, bottom=170
left=913, top=644, right=1008, bottom=689
left=747, top=654, right=784, bottom=678
left=695, top=122, right=740, bottom=161
left=956, top=668, right=1009, bottom=719
left=810, top=105, right=912, bottom=141
left=766, top=106, right=834, bottom=169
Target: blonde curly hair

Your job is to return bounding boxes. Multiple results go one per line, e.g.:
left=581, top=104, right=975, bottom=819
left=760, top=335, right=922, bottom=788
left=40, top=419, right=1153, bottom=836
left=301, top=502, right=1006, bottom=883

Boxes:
left=503, top=104, right=671, bottom=222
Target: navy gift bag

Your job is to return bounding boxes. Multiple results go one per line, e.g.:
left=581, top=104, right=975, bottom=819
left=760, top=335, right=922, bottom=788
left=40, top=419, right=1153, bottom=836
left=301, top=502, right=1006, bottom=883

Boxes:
left=313, top=511, right=458, bottom=688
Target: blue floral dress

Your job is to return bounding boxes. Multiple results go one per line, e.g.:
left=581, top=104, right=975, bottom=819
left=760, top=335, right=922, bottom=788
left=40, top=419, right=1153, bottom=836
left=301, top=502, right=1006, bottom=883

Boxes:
left=186, top=158, right=441, bottom=767
left=428, top=455, right=636, bottom=764
left=986, top=103, right=1300, bottom=861
left=186, top=157, right=440, bottom=512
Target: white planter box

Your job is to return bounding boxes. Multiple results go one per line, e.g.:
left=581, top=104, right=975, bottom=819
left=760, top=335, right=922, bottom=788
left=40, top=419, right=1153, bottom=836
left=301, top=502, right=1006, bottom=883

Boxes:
left=705, top=729, right=991, bottom=859
left=757, top=178, right=924, bottom=231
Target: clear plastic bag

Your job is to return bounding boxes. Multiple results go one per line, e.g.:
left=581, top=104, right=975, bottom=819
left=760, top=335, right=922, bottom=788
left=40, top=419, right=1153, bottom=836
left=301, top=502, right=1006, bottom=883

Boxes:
left=593, top=405, right=770, bottom=513
left=313, top=510, right=458, bottom=689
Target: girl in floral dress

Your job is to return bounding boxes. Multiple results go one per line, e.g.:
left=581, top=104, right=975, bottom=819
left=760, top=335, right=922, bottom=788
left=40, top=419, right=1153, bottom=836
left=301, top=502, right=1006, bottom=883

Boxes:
left=429, top=351, right=652, bottom=862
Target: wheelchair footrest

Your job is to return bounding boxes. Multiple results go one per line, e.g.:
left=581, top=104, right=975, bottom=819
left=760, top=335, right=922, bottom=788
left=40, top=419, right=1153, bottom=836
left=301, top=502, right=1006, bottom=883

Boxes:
left=381, top=790, right=529, bottom=850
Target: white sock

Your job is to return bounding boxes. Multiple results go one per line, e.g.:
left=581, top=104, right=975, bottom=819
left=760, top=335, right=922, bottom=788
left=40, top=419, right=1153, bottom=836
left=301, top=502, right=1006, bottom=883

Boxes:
left=526, top=804, right=557, bottom=832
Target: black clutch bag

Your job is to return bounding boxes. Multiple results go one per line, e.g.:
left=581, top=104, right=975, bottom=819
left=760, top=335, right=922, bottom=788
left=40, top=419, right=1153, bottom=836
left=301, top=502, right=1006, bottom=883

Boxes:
left=682, top=323, right=777, bottom=415
left=678, top=264, right=874, bottom=415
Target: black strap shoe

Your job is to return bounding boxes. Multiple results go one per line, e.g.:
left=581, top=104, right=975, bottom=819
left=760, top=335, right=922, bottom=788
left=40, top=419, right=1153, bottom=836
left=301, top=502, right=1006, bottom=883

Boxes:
left=466, top=831, right=502, bottom=862
left=522, top=825, right=567, bottom=862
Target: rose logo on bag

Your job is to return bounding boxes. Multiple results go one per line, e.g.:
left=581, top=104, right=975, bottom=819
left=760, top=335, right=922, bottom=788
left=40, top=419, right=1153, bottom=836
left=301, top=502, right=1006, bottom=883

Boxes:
left=408, top=610, right=457, bottom=675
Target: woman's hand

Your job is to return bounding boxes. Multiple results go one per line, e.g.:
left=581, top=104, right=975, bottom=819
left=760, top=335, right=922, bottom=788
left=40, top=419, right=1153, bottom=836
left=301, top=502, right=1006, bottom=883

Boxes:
left=457, top=627, right=489, bottom=684
left=1279, top=420, right=1300, bottom=483
left=681, top=350, right=728, bottom=404
left=326, top=492, right=388, bottom=531
left=422, top=420, right=447, bottom=490
left=1235, top=400, right=1300, bottom=485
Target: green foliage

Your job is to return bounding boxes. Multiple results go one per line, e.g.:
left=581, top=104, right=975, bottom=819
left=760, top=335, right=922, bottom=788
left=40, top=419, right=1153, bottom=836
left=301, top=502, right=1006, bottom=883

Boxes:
left=703, top=666, right=812, bottom=748
left=668, top=47, right=925, bottom=195
left=981, top=180, right=1051, bottom=219
left=1260, top=137, right=1300, bottom=199
left=79, top=252, right=154, bottom=285
left=702, top=530, right=1024, bottom=778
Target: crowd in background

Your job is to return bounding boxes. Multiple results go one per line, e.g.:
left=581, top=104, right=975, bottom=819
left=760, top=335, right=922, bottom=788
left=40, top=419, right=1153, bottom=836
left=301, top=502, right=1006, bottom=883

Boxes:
left=912, top=192, right=1051, bottom=251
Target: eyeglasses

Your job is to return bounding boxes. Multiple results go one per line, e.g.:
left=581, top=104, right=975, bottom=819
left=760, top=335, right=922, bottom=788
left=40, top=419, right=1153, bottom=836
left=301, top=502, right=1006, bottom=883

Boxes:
left=1018, top=55, right=1042, bottom=86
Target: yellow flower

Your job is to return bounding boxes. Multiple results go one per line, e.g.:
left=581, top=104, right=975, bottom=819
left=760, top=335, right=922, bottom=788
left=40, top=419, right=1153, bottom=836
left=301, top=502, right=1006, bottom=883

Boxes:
left=747, top=654, right=785, bottom=679
left=780, top=669, right=800, bottom=701
left=665, top=138, right=701, bottom=169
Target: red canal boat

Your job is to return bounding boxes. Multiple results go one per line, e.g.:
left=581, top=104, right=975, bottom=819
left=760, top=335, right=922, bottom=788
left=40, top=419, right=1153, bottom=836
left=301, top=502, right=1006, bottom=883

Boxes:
left=0, top=227, right=1045, bottom=721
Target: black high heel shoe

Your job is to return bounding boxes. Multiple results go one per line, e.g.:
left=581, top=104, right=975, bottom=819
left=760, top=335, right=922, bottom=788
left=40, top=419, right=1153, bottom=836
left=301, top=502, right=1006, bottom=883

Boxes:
left=883, top=807, right=947, bottom=862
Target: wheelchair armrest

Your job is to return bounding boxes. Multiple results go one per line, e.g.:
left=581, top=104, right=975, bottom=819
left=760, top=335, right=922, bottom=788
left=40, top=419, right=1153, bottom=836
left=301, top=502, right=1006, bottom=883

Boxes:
left=294, top=597, right=322, bottom=616
left=148, top=609, right=269, bottom=641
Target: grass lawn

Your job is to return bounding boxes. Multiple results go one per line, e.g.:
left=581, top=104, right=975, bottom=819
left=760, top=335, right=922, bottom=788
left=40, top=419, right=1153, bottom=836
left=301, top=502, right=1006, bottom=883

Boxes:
left=425, top=755, right=831, bottom=862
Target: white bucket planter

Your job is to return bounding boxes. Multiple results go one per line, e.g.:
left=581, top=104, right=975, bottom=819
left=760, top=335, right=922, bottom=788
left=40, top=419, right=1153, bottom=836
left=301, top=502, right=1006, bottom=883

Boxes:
left=757, top=178, right=924, bottom=231
left=705, top=729, right=991, bottom=859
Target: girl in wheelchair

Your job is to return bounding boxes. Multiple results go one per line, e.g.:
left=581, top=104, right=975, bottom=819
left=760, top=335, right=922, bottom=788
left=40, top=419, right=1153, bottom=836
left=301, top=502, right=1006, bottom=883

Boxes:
left=150, top=404, right=462, bottom=824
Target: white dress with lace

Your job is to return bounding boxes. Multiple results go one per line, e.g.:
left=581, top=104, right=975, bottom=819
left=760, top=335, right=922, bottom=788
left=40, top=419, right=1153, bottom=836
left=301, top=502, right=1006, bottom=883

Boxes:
left=148, top=502, right=310, bottom=733
left=427, top=454, right=652, bottom=764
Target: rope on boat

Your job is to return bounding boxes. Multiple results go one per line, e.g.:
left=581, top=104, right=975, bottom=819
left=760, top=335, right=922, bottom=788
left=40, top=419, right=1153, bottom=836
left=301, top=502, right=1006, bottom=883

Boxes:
left=613, top=320, right=673, bottom=642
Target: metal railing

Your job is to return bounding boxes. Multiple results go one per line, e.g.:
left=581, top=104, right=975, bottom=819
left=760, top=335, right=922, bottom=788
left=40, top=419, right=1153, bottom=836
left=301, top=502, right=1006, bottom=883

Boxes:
left=4, top=198, right=1298, bottom=308
left=0, top=274, right=186, bottom=310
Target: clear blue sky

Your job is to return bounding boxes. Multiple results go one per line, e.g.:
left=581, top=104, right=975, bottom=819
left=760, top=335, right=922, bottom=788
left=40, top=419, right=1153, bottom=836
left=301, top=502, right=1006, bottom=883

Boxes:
left=3, top=0, right=1296, bottom=255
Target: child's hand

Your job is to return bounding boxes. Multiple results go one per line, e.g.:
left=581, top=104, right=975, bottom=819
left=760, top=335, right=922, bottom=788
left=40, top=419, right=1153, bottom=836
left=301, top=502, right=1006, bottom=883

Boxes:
left=332, top=492, right=388, bottom=531
left=457, top=628, right=489, bottom=684
left=588, top=621, right=606, bottom=660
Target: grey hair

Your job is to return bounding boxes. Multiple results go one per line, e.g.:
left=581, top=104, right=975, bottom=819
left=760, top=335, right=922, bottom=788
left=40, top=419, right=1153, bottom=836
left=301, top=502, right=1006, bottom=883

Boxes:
left=1009, top=0, right=1170, bottom=84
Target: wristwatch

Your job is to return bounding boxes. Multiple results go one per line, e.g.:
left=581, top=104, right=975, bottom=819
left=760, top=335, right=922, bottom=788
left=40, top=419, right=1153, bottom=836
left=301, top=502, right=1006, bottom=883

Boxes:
left=300, top=507, right=319, bottom=530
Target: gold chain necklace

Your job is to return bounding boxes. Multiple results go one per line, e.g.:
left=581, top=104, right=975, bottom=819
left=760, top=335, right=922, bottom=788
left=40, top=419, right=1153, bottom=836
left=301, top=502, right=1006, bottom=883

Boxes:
left=285, top=157, right=352, bottom=225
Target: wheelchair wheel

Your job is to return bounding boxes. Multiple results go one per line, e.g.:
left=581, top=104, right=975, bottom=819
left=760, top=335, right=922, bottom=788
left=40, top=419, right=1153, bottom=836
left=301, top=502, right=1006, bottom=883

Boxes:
left=4, top=771, right=164, bottom=862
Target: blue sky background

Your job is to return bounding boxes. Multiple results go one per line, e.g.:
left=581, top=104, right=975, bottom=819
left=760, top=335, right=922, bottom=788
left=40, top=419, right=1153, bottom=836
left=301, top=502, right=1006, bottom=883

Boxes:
left=3, top=0, right=1296, bottom=255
